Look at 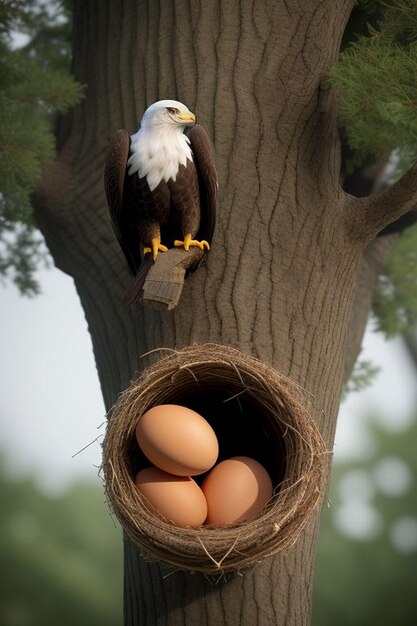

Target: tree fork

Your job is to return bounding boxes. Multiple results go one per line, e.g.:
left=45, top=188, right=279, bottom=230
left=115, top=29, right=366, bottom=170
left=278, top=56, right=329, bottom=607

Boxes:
left=346, top=161, right=417, bottom=242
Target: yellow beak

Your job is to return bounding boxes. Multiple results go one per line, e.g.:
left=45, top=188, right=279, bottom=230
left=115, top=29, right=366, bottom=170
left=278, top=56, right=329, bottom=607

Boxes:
left=176, top=111, right=196, bottom=125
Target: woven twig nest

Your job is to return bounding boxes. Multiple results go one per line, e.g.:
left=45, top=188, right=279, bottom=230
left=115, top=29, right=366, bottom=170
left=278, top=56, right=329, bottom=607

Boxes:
left=102, top=344, right=327, bottom=574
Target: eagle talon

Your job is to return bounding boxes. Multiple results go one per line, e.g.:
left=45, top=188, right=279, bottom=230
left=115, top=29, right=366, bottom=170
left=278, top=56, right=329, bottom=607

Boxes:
left=145, top=238, right=168, bottom=261
left=174, top=234, right=210, bottom=252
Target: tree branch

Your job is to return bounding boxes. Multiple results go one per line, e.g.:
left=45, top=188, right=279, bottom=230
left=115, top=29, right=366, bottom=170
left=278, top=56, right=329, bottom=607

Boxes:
left=378, top=209, right=417, bottom=236
left=345, top=161, right=417, bottom=243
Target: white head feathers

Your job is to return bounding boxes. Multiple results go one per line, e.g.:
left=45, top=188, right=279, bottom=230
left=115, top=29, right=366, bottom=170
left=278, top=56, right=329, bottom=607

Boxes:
left=127, top=99, right=195, bottom=191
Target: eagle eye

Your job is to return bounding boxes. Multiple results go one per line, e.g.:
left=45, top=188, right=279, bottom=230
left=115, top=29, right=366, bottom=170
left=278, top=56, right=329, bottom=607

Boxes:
left=167, top=107, right=179, bottom=114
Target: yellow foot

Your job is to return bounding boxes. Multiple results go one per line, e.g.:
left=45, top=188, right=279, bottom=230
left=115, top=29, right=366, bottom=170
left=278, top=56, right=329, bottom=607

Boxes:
left=174, top=233, right=210, bottom=252
left=144, top=238, right=168, bottom=261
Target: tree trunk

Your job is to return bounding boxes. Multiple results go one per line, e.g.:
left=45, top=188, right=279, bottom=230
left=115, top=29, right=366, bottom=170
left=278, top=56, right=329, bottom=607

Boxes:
left=34, top=1, right=409, bottom=623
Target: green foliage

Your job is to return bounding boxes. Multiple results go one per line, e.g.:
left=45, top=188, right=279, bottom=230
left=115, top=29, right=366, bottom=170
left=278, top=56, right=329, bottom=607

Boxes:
left=0, top=221, right=49, bottom=295
left=313, top=415, right=417, bottom=625
left=343, top=358, right=380, bottom=397
left=332, top=0, right=417, bottom=169
left=0, top=0, right=84, bottom=294
left=0, top=463, right=122, bottom=625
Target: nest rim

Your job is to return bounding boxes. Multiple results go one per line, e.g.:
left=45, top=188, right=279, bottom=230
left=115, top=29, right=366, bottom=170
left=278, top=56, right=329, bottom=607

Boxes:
left=102, top=344, right=328, bottom=574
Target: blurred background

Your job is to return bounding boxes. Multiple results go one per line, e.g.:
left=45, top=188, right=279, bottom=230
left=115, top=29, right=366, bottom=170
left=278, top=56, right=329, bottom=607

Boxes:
left=1, top=267, right=416, bottom=626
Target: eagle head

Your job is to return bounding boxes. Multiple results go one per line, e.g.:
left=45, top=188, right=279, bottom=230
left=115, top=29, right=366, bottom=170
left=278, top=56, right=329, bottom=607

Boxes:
left=128, top=100, right=195, bottom=190
left=140, top=99, right=196, bottom=131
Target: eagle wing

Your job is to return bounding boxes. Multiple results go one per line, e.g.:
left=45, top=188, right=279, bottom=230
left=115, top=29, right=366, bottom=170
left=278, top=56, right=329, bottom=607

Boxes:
left=104, top=129, right=141, bottom=275
left=186, top=124, right=218, bottom=245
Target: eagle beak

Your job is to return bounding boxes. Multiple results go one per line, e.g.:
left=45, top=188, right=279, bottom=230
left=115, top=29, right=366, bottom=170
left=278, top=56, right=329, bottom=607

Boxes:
left=177, top=111, right=196, bottom=125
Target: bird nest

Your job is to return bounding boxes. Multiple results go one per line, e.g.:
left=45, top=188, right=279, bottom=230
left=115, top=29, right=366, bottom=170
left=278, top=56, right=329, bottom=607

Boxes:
left=102, top=344, right=328, bottom=574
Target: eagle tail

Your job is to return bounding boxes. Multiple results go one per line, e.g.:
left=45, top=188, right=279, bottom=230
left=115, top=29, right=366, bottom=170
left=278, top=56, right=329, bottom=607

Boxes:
left=121, top=257, right=153, bottom=307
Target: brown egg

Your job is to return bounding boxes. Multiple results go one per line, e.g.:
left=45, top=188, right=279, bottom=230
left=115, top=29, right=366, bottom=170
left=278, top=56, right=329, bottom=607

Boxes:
left=134, top=467, right=208, bottom=528
left=135, top=404, right=218, bottom=476
left=202, top=456, right=273, bottom=525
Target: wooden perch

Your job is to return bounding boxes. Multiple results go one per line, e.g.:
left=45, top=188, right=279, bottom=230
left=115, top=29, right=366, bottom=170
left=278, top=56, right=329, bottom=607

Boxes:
left=142, top=247, right=205, bottom=310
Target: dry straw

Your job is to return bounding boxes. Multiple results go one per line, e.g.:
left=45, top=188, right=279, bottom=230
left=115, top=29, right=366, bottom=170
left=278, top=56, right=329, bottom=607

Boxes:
left=102, top=343, right=328, bottom=573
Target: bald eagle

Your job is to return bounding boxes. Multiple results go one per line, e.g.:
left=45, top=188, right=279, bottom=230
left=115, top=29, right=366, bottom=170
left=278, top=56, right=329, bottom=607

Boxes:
left=104, top=99, right=217, bottom=306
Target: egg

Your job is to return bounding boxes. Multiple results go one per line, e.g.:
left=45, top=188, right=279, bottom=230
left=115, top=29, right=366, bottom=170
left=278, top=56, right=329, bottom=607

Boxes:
left=134, top=467, right=208, bottom=528
left=202, top=456, right=273, bottom=525
left=135, top=404, right=218, bottom=476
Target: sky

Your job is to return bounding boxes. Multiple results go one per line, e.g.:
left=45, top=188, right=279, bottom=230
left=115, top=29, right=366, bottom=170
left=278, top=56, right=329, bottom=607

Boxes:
left=0, top=268, right=105, bottom=492
left=0, top=265, right=416, bottom=494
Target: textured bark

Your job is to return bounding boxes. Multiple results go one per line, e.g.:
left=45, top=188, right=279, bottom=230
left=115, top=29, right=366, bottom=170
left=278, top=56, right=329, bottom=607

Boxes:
left=32, top=0, right=407, bottom=624
left=343, top=235, right=397, bottom=383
